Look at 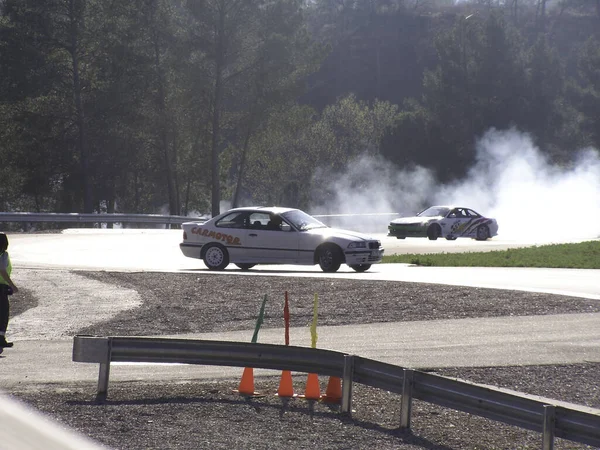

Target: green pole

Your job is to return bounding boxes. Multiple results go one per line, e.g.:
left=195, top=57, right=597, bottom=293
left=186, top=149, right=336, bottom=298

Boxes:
left=251, top=294, right=267, bottom=344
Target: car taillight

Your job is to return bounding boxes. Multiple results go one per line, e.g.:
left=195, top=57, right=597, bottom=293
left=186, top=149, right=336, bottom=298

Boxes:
left=183, top=231, right=187, bottom=240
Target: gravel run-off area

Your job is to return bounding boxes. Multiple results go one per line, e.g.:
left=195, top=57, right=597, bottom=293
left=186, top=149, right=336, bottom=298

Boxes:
left=6, top=270, right=600, bottom=450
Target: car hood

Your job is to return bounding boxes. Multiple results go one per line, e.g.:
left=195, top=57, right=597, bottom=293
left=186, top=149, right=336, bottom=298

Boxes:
left=390, top=216, right=442, bottom=225
left=305, top=227, right=378, bottom=241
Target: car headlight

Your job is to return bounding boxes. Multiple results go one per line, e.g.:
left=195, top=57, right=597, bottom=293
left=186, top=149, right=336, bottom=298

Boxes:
left=347, top=241, right=367, bottom=249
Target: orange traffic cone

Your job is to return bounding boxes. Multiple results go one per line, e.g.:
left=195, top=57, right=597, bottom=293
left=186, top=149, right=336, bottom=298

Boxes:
left=234, top=367, right=262, bottom=397
left=300, top=373, right=321, bottom=400
left=276, top=370, right=296, bottom=398
left=321, top=376, right=342, bottom=403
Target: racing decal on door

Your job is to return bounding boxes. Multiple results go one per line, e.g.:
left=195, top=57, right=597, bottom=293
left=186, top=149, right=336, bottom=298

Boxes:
left=191, top=227, right=242, bottom=245
left=450, top=218, right=489, bottom=236
left=450, top=221, right=467, bottom=234
left=462, top=219, right=491, bottom=235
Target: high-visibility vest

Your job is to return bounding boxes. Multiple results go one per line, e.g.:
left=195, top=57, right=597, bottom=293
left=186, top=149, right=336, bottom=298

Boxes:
left=0, top=252, right=11, bottom=285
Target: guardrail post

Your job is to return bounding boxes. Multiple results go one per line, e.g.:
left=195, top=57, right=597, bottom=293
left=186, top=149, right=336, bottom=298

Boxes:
left=542, top=404, right=555, bottom=450
left=97, top=338, right=113, bottom=401
left=341, top=355, right=354, bottom=415
left=400, top=369, right=414, bottom=430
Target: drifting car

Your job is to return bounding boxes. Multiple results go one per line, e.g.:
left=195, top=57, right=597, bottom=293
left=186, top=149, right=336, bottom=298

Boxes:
left=388, top=206, right=499, bottom=241
left=180, top=206, right=384, bottom=272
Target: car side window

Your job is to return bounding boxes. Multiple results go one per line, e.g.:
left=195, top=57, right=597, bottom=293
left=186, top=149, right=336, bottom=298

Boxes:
left=246, top=212, right=293, bottom=232
left=248, top=213, right=270, bottom=229
left=215, top=212, right=249, bottom=229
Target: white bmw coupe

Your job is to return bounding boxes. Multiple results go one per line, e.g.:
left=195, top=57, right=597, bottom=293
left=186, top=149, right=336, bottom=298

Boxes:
left=180, top=206, right=384, bottom=272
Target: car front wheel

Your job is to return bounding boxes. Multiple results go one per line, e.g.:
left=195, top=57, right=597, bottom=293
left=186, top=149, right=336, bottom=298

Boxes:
left=427, top=224, right=440, bottom=240
left=317, top=244, right=342, bottom=273
left=349, top=264, right=371, bottom=272
left=203, top=243, right=229, bottom=270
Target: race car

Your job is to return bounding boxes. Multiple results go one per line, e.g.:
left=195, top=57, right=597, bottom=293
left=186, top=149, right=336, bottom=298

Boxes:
left=180, top=206, right=384, bottom=272
left=388, top=206, right=499, bottom=241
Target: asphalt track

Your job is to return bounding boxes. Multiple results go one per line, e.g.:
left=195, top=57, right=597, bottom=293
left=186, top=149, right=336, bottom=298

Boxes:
left=0, top=230, right=599, bottom=389
left=8, top=229, right=600, bottom=299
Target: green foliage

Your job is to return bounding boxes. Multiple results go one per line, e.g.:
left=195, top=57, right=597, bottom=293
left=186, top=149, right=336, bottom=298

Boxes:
left=0, top=1, right=598, bottom=217
left=236, top=94, right=399, bottom=208
left=405, top=12, right=531, bottom=180
left=566, top=36, right=600, bottom=149
left=236, top=103, right=321, bottom=208
left=383, top=241, right=600, bottom=269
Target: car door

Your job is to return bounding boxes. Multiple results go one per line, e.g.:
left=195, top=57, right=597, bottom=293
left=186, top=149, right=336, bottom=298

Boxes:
left=462, top=209, right=484, bottom=237
left=244, top=212, right=299, bottom=263
left=211, top=211, right=253, bottom=261
left=444, top=208, right=472, bottom=237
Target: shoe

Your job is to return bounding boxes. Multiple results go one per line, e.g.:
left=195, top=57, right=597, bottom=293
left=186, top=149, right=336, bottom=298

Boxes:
left=0, top=340, right=13, bottom=348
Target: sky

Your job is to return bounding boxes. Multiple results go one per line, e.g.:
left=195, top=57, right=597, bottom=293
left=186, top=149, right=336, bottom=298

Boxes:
left=312, top=128, right=600, bottom=241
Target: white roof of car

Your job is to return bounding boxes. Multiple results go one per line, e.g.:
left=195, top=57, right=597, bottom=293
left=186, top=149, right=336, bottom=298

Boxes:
left=223, top=206, right=299, bottom=215
left=425, top=205, right=475, bottom=211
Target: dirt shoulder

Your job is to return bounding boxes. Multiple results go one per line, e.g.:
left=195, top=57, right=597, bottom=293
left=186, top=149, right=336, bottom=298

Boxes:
left=6, top=271, right=600, bottom=449
left=76, top=271, right=600, bottom=336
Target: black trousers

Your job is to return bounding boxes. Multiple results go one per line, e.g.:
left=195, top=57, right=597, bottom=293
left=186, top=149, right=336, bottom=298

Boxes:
left=0, top=285, right=9, bottom=334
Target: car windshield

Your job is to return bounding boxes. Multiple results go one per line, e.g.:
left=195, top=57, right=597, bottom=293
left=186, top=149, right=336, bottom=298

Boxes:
left=417, top=206, right=450, bottom=217
left=282, top=210, right=327, bottom=231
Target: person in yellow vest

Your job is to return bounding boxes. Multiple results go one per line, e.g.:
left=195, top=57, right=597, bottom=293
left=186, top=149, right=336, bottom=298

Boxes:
left=0, top=233, right=18, bottom=348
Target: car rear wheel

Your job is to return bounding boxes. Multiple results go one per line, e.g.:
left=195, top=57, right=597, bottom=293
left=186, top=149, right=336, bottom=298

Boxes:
left=349, top=264, right=371, bottom=272
left=235, top=263, right=255, bottom=270
left=427, top=224, right=440, bottom=240
left=317, top=244, right=342, bottom=273
left=475, top=225, right=490, bottom=241
left=202, top=243, right=229, bottom=270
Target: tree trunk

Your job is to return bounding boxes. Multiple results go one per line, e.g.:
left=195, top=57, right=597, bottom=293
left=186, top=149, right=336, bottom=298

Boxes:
left=511, top=0, right=519, bottom=24
left=210, top=6, right=226, bottom=217
left=231, top=120, right=254, bottom=209
left=536, top=0, right=547, bottom=32
left=107, top=198, right=115, bottom=229
left=69, top=0, right=92, bottom=214
left=151, top=12, right=179, bottom=216
left=183, top=120, right=206, bottom=216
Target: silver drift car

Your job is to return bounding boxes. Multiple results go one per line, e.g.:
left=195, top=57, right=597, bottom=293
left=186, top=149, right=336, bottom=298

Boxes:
left=388, top=206, right=499, bottom=241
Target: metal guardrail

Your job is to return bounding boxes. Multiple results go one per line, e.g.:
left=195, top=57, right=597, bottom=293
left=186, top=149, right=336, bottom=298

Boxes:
left=0, top=212, right=206, bottom=225
left=73, top=335, right=600, bottom=449
left=0, top=211, right=397, bottom=226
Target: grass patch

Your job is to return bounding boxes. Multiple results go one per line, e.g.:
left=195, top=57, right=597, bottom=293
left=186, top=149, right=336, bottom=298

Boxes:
left=382, top=240, right=600, bottom=269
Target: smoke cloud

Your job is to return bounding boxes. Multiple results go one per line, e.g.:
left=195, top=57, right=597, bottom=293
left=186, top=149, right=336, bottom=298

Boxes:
left=311, top=128, right=600, bottom=242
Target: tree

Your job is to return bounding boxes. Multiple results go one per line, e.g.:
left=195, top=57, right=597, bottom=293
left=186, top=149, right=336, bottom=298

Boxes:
left=186, top=0, right=266, bottom=217
left=567, top=37, right=600, bottom=149
left=472, top=12, right=526, bottom=132
left=230, top=0, right=323, bottom=208
left=0, top=0, right=97, bottom=213
left=186, top=0, right=321, bottom=216
left=521, top=36, right=565, bottom=153
left=239, top=95, right=399, bottom=209
left=405, top=12, right=528, bottom=180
